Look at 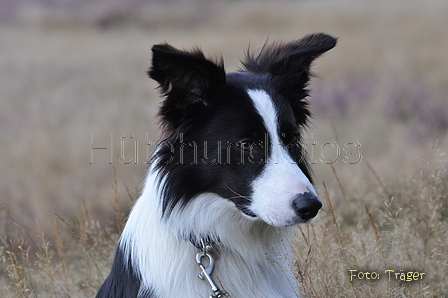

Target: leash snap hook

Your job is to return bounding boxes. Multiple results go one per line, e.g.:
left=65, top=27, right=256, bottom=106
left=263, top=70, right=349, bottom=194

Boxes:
left=196, top=251, right=215, bottom=280
left=196, top=238, right=228, bottom=298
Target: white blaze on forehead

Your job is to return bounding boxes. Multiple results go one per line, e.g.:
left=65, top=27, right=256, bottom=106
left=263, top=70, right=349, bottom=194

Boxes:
left=247, top=89, right=297, bottom=167
left=247, top=89, right=280, bottom=145
left=247, top=89, right=316, bottom=227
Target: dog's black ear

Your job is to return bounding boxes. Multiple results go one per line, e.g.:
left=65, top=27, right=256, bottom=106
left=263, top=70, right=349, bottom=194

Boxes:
left=243, top=33, right=336, bottom=89
left=243, top=33, right=336, bottom=126
left=148, top=44, right=226, bottom=106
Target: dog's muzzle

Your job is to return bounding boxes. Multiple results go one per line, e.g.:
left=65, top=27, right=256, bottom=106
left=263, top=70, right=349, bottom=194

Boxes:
left=291, top=192, right=322, bottom=222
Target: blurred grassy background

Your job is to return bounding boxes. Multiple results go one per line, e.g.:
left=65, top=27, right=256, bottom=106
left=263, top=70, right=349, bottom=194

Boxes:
left=1, top=0, right=447, bottom=296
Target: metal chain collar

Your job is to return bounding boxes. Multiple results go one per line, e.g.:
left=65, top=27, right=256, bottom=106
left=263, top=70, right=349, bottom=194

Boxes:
left=195, top=238, right=230, bottom=298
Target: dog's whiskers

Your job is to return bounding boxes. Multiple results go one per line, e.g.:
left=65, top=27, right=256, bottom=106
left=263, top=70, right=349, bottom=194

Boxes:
left=224, top=183, right=250, bottom=200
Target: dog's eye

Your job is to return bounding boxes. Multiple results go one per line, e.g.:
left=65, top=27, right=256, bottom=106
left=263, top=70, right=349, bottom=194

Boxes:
left=237, top=140, right=253, bottom=151
left=290, top=133, right=300, bottom=144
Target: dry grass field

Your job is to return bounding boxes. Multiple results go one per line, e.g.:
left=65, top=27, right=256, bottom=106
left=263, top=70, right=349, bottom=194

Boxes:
left=1, top=0, right=447, bottom=297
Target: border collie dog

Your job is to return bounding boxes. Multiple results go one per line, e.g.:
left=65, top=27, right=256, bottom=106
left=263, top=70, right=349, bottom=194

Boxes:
left=97, top=33, right=336, bottom=298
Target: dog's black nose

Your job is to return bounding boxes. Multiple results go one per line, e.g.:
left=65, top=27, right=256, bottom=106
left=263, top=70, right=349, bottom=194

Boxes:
left=292, top=192, right=322, bottom=221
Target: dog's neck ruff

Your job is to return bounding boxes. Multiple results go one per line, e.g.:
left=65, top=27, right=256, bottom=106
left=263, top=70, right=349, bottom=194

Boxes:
left=119, top=169, right=300, bottom=298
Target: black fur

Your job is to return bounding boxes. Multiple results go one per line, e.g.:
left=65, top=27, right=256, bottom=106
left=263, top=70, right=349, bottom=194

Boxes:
left=96, top=245, right=154, bottom=298
left=243, top=33, right=337, bottom=128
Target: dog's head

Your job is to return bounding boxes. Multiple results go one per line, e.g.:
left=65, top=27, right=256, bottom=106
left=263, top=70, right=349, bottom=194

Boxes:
left=149, top=33, right=336, bottom=227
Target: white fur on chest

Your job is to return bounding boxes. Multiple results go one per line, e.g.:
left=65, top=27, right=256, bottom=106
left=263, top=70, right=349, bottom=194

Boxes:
left=120, top=171, right=300, bottom=298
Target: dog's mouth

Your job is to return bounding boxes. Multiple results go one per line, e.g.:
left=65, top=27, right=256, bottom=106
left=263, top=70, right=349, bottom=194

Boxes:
left=228, top=196, right=258, bottom=218
left=240, top=208, right=257, bottom=218
left=283, top=215, right=314, bottom=227
left=232, top=194, right=322, bottom=225
left=239, top=209, right=317, bottom=227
